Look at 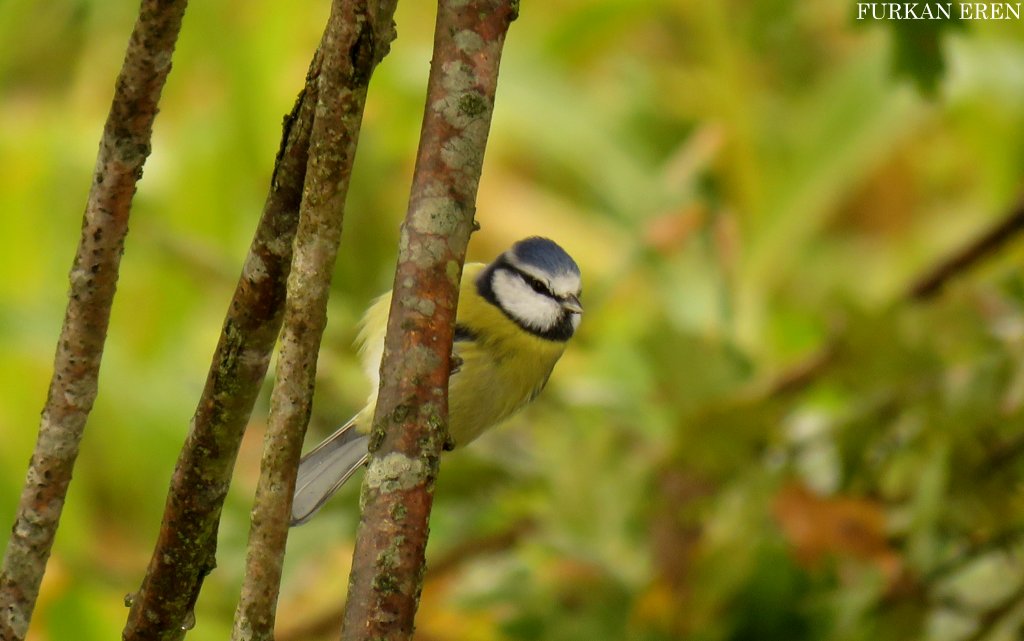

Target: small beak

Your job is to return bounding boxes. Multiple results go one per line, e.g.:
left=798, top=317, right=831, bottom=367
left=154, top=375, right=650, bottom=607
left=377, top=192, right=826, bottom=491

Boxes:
left=561, top=294, right=584, bottom=314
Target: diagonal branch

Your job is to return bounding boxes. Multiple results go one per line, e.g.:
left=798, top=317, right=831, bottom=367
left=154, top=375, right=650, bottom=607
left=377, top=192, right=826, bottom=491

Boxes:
left=229, top=2, right=399, bottom=640
left=0, top=1, right=188, bottom=638
left=766, top=197, right=1024, bottom=400
left=906, top=198, right=1024, bottom=301
left=123, top=37, right=327, bottom=641
left=340, top=2, right=518, bottom=640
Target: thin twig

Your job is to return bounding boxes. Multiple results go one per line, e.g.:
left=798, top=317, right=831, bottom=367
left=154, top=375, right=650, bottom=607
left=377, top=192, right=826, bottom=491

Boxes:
left=229, top=3, right=399, bottom=641
left=766, top=198, right=1024, bottom=399
left=906, top=199, right=1024, bottom=301
left=339, top=2, right=518, bottom=640
left=123, top=39, right=326, bottom=641
left=0, top=1, right=187, bottom=638
left=962, top=579, right=1024, bottom=641
left=924, top=527, right=1024, bottom=586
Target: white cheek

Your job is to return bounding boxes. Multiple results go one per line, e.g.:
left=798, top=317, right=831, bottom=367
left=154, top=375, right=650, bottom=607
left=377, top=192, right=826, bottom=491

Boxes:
left=493, top=271, right=561, bottom=331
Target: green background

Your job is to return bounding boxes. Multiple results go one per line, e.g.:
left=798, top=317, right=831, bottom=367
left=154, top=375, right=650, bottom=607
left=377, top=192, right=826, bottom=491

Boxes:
left=3, top=1, right=1024, bottom=640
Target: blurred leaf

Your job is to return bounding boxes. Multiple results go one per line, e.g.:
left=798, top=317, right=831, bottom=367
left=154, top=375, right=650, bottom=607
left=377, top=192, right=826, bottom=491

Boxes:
left=885, top=16, right=965, bottom=96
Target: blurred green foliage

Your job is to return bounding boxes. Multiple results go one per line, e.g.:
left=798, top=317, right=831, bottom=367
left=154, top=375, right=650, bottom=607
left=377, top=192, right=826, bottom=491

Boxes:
left=3, top=1, right=1024, bottom=640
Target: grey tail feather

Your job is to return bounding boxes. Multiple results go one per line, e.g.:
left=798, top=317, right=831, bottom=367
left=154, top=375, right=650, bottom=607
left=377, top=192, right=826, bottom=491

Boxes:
left=290, top=417, right=370, bottom=526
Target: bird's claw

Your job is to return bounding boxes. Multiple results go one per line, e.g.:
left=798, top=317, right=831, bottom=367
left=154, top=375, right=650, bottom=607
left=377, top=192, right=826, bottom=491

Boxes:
left=450, top=353, right=464, bottom=376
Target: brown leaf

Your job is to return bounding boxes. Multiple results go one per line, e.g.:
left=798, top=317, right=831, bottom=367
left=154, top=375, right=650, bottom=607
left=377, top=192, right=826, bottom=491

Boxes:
left=773, top=482, right=903, bottom=587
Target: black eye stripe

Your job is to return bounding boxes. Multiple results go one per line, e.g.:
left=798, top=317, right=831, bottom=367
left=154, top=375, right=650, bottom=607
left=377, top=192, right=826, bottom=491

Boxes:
left=497, top=262, right=559, bottom=298
left=522, top=273, right=552, bottom=296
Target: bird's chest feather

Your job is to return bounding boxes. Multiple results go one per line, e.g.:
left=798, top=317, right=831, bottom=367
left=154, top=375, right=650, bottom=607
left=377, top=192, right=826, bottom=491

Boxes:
left=447, top=311, right=565, bottom=446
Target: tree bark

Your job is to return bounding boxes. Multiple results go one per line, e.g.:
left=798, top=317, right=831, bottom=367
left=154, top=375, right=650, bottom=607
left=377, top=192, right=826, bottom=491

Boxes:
left=123, top=32, right=335, bottom=641
left=0, top=1, right=187, bottom=638
left=230, top=2, right=399, bottom=640
left=340, top=2, right=518, bottom=640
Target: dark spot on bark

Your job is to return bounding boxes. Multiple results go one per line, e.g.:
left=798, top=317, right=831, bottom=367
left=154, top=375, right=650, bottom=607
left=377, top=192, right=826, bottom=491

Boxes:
left=458, top=93, right=487, bottom=118
left=373, top=573, right=399, bottom=595
left=349, top=21, right=376, bottom=87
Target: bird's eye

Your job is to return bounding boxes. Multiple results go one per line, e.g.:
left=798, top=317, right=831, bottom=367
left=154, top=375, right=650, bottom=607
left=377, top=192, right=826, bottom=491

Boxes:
left=526, top=277, right=548, bottom=294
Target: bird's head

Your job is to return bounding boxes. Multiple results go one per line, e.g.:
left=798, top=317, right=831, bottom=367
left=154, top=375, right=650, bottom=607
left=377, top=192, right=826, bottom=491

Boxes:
left=478, top=237, right=583, bottom=341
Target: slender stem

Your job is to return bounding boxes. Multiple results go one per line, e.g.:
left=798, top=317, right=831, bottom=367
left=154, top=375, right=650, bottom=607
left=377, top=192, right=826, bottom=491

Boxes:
left=0, top=1, right=187, bottom=638
left=123, top=39, right=325, bottom=641
left=766, top=198, right=1024, bottom=399
left=906, top=198, right=1024, bottom=301
left=340, top=2, right=518, bottom=640
left=230, top=2, right=399, bottom=640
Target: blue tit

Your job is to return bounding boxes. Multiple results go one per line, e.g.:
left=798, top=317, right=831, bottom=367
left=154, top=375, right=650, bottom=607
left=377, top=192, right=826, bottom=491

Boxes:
left=291, top=237, right=583, bottom=525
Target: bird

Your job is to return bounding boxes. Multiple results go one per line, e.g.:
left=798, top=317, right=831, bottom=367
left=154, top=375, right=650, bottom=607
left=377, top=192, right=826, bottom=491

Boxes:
left=290, top=236, right=583, bottom=525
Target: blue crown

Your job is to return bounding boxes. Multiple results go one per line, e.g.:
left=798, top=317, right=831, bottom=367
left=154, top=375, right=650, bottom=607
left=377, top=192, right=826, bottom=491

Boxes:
left=510, top=237, right=580, bottom=277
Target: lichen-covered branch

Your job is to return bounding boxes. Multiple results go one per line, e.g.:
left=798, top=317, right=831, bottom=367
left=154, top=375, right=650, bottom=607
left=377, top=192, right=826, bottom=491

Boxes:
left=0, top=1, right=187, bottom=638
left=340, top=2, right=518, bottom=640
left=230, top=2, right=399, bottom=640
left=122, top=40, right=325, bottom=641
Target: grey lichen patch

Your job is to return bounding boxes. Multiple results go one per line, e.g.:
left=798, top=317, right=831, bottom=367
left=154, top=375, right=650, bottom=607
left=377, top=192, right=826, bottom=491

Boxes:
left=453, top=29, right=484, bottom=55
left=365, top=453, right=428, bottom=493
left=400, top=295, right=436, bottom=317
left=440, top=60, right=475, bottom=95
left=264, top=233, right=291, bottom=258
left=407, top=234, right=449, bottom=269
left=448, top=229, right=473, bottom=256
left=432, top=90, right=490, bottom=130
left=419, top=181, right=447, bottom=199
left=407, top=344, right=442, bottom=373
left=410, top=197, right=462, bottom=236
left=242, top=252, right=269, bottom=283
left=441, top=133, right=486, bottom=177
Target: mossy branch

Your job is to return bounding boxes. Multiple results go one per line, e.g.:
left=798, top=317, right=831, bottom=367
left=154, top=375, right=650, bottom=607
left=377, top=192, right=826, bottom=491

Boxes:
left=123, top=30, right=330, bottom=641
left=229, top=2, right=399, bottom=640
left=339, top=2, right=518, bottom=640
left=0, top=1, right=187, bottom=638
